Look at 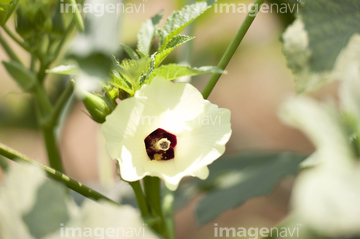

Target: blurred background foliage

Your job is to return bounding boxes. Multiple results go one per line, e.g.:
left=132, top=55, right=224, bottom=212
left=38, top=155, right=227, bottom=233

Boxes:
left=0, top=0, right=337, bottom=238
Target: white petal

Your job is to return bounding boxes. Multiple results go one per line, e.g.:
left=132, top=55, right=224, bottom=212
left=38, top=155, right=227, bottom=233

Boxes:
left=279, top=96, right=354, bottom=169
left=175, top=103, right=232, bottom=171
left=102, top=97, right=162, bottom=159
left=190, top=166, right=209, bottom=179
left=102, top=77, right=232, bottom=190
left=136, top=78, right=205, bottom=133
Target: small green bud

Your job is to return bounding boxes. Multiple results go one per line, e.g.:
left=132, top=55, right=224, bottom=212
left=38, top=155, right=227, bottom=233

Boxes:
left=82, top=92, right=113, bottom=124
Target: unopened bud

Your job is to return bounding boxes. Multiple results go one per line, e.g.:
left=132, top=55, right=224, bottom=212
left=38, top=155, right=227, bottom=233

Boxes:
left=82, top=92, right=112, bottom=123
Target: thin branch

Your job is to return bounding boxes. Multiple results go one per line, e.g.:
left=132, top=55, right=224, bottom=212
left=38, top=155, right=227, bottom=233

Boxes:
left=202, top=0, right=265, bottom=99
left=2, top=25, right=30, bottom=52
left=0, top=143, right=118, bottom=204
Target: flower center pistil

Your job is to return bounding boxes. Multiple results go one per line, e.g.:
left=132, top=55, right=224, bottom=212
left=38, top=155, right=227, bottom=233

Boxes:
left=156, top=138, right=171, bottom=151
left=144, top=128, right=177, bottom=161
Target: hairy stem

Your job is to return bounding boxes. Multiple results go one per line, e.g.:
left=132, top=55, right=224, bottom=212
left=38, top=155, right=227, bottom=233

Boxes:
left=0, top=143, right=117, bottom=204
left=202, top=0, right=265, bottom=99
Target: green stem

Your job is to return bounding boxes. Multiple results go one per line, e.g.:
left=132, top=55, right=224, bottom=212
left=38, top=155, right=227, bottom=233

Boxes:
left=163, top=188, right=176, bottom=239
left=129, top=181, right=151, bottom=218
left=143, top=176, right=167, bottom=237
left=33, top=69, right=66, bottom=174
left=38, top=62, right=50, bottom=84
left=0, top=143, right=117, bottom=204
left=201, top=0, right=265, bottom=99
left=2, top=25, right=30, bottom=51
left=48, top=80, right=75, bottom=127
left=69, top=0, right=85, bottom=33
left=0, top=31, right=23, bottom=64
left=51, top=19, right=76, bottom=62
left=42, top=127, right=65, bottom=173
left=143, top=176, right=163, bottom=217
left=30, top=54, right=36, bottom=72
left=33, top=83, right=53, bottom=115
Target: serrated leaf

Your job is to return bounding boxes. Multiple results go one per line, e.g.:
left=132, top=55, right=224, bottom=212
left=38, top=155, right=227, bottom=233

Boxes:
left=137, top=11, right=163, bottom=57
left=158, top=0, right=216, bottom=51
left=148, top=64, right=224, bottom=81
left=115, top=58, right=150, bottom=89
left=282, top=0, right=360, bottom=92
left=155, top=35, right=194, bottom=67
left=46, top=65, right=80, bottom=75
left=2, top=60, right=36, bottom=91
left=109, top=70, right=134, bottom=96
left=140, top=54, right=156, bottom=86
left=196, top=152, right=305, bottom=225
left=121, top=44, right=139, bottom=60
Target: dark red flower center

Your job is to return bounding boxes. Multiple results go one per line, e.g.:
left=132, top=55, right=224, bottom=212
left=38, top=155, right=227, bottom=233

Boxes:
left=144, top=128, right=177, bottom=161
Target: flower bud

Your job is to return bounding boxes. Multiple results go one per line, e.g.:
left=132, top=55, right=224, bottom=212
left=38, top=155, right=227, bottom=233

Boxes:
left=82, top=92, right=113, bottom=124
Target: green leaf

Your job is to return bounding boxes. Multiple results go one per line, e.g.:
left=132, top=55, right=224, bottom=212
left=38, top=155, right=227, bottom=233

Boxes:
left=0, top=163, right=73, bottom=238
left=46, top=65, right=80, bottom=75
left=195, top=152, right=305, bottom=225
left=22, top=180, right=70, bottom=238
left=148, top=64, right=224, bottom=81
left=282, top=0, right=360, bottom=92
left=121, top=44, right=140, bottom=60
left=301, top=0, right=360, bottom=72
left=158, top=0, right=216, bottom=51
left=0, top=163, right=160, bottom=239
left=155, top=35, right=194, bottom=67
left=0, top=0, right=18, bottom=26
left=2, top=60, right=36, bottom=91
left=109, top=70, right=134, bottom=96
left=140, top=54, right=156, bottom=86
left=137, top=11, right=163, bottom=57
left=110, top=58, right=150, bottom=94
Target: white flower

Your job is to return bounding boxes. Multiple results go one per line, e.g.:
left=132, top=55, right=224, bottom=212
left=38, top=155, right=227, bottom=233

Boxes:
left=102, top=77, right=232, bottom=190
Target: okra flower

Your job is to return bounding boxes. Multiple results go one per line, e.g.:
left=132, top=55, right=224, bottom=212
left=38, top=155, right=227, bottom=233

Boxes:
left=102, top=78, right=231, bottom=190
